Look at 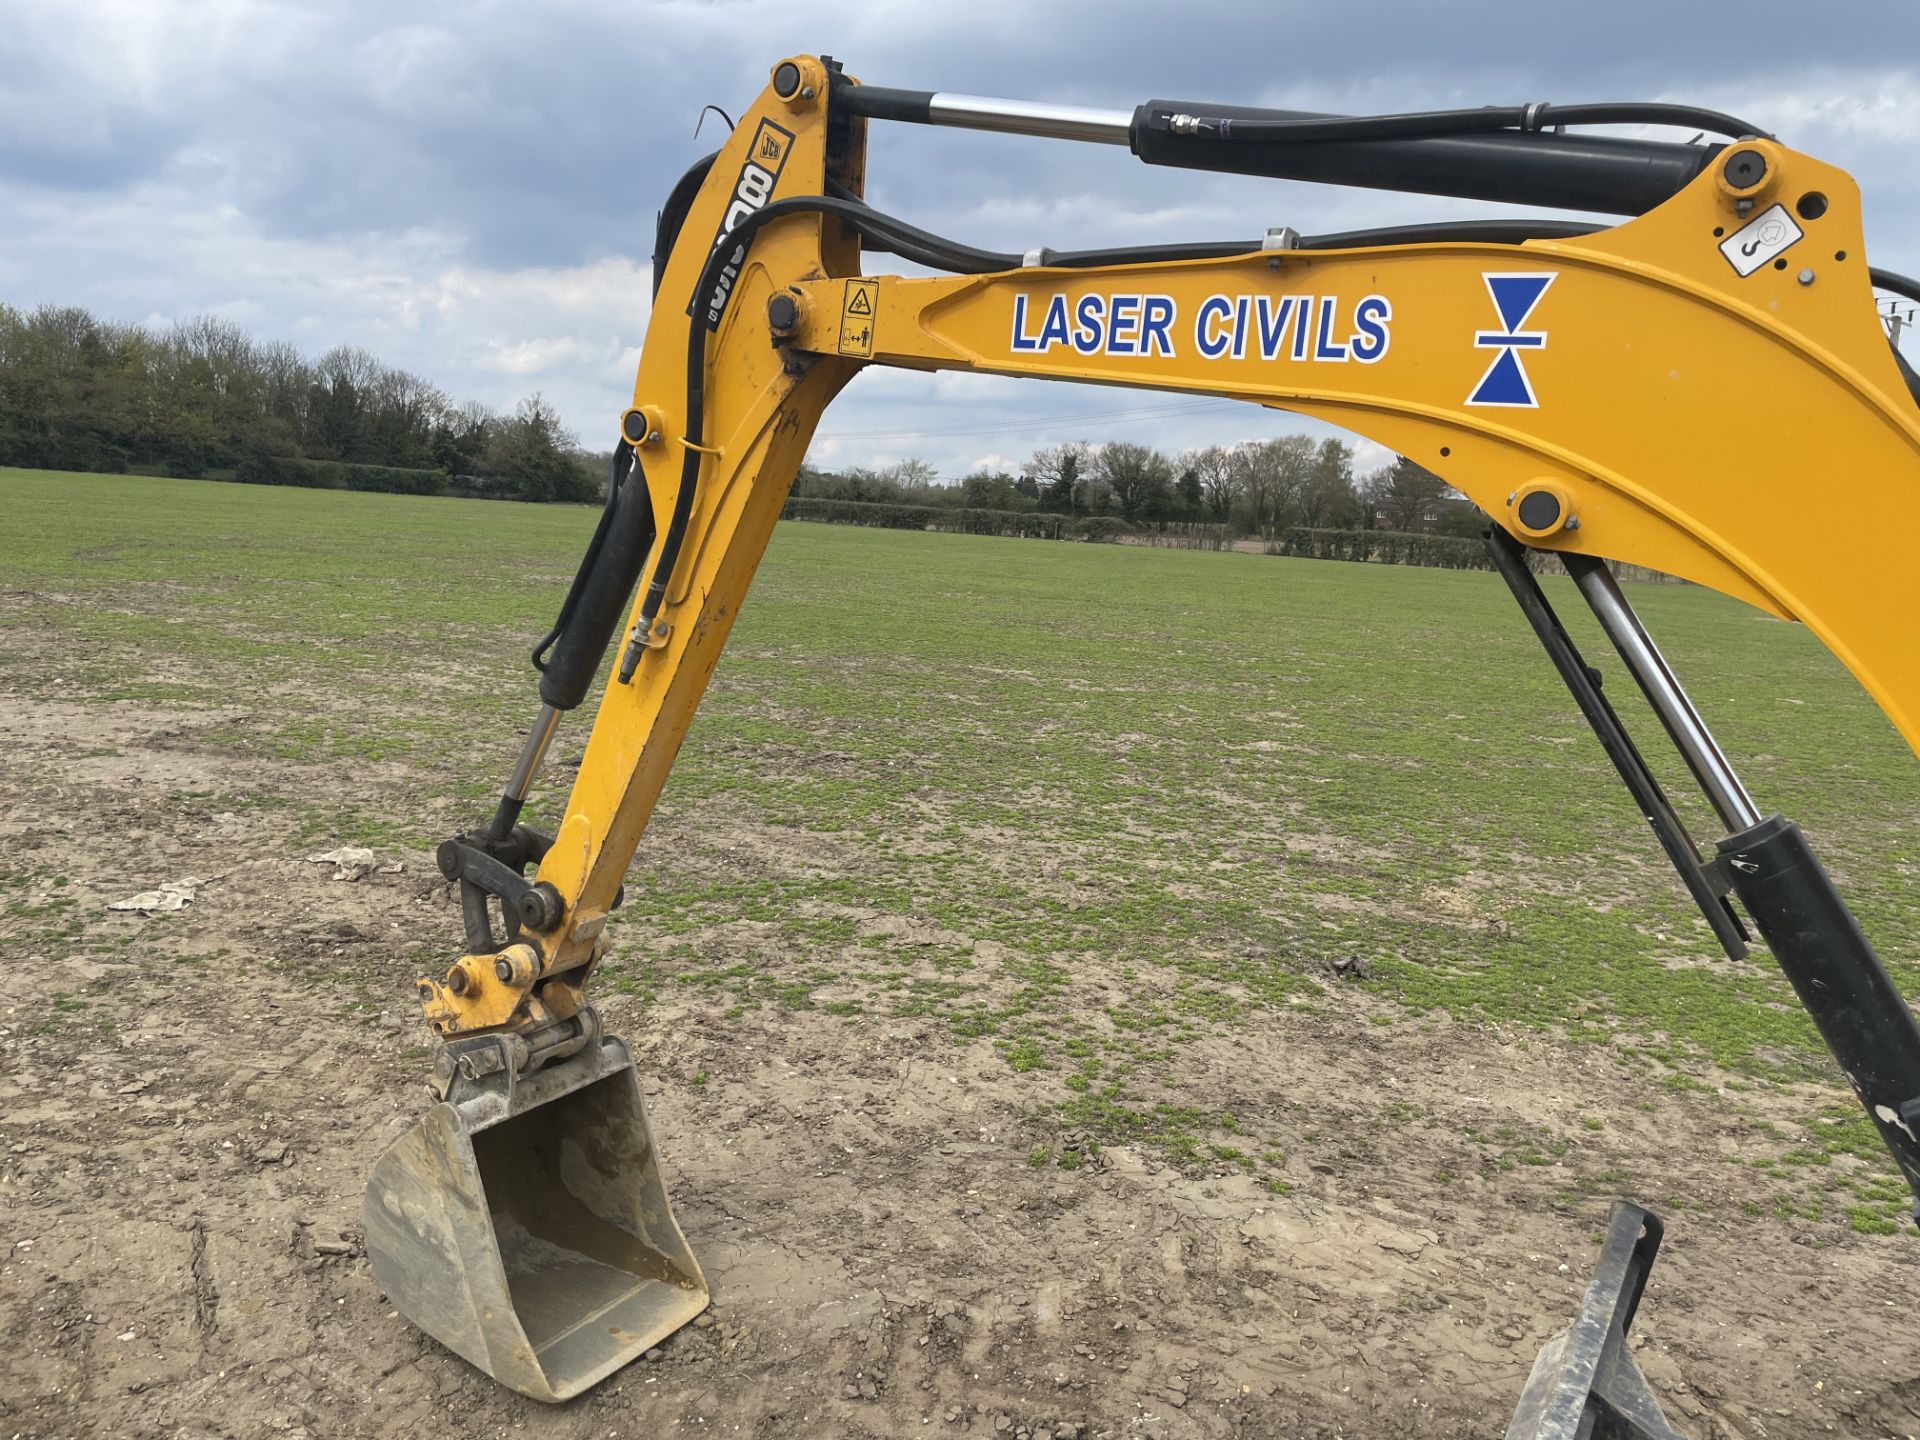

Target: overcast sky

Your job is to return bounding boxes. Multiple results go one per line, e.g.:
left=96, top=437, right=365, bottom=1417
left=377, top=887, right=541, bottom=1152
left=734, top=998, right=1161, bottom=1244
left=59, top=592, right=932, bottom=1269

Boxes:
left=6, top=1, right=1918, bottom=479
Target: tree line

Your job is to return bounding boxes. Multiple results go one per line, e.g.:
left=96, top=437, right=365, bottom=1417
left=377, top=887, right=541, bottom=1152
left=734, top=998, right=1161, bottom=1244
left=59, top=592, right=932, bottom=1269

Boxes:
left=796, top=438, right=1474, bottom=539
left=1, top=301, right=1474, bottom=532
left=0, top=303, right=603, bottom=502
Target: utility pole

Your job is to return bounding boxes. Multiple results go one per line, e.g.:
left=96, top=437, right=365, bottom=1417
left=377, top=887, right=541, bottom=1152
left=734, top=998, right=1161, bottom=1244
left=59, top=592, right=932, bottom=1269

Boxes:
left=1881, top=297, right=1916, bottom=349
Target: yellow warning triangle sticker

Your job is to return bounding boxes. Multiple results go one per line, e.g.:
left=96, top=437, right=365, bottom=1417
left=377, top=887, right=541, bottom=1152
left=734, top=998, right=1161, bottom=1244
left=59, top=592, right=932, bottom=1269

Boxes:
left=847, top=287, right=873, bottom=315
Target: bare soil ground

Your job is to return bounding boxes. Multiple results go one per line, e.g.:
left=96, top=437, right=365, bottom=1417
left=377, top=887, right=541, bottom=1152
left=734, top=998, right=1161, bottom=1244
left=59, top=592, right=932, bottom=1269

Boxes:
left=4, top=689, right=1916, bottom=1440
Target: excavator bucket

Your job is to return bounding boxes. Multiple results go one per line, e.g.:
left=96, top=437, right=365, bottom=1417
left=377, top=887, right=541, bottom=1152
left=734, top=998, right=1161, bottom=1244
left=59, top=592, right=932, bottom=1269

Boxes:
left=361, top=1032, right=707, bottom=1402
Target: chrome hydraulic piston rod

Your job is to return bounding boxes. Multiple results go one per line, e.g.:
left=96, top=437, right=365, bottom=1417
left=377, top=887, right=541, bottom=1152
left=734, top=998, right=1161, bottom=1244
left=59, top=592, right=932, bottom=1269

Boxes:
left=835, top=81, right=1722, bottom=217
left=1566, top=557, right=1762, bottom=834
left=489, top=701, right=562, bottom=839
left=1558, top=554, right=1920, bottom=1216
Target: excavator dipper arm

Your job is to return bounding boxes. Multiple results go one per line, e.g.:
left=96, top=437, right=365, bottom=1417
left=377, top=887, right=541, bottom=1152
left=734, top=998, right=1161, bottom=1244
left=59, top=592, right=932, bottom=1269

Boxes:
left=366, top=55, right=1920, bottom=1408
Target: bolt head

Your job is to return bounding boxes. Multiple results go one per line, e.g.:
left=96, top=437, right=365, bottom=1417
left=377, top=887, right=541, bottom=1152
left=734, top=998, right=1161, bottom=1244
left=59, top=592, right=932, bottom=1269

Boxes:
left=1797, top=269, right=1816, bottom=286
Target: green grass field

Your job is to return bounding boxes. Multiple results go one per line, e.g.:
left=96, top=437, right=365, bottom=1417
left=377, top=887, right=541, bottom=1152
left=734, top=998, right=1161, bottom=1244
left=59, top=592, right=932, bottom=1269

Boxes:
left=6, top=466, right=1917, bottom=1233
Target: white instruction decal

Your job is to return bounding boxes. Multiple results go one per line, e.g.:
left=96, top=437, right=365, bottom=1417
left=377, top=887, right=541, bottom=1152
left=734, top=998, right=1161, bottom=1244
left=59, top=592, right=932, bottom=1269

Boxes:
left=1719, top=203, right=1804, bottom=277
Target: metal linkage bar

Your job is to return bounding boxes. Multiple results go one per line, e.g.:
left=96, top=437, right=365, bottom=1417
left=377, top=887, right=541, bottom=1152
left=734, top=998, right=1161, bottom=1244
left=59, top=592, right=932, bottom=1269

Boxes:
left=1485, top=530, right=1748, bottom=958
left=1565, top=557, right=1761, bottom=833
left=1505, top=1203, right=1682, bottom=1440
left=1504, top=534, right=1920, bottom=1221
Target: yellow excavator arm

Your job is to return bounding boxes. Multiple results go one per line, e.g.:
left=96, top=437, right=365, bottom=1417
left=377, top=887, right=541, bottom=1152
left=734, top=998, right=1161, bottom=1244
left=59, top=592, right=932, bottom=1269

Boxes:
left=364, top=55, right=1920, bottom=1412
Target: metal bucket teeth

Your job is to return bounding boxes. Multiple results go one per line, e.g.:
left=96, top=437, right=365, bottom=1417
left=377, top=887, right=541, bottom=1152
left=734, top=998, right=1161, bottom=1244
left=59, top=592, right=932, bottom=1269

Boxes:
left=362, top=1034, right=707, bottom=1401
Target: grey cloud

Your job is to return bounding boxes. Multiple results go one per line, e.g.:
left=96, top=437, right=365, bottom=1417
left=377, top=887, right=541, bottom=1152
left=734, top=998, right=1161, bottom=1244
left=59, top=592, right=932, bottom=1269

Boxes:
left=6, top=0, right=1920, bottom=474
left=13, top=1, right=1918, bottom=259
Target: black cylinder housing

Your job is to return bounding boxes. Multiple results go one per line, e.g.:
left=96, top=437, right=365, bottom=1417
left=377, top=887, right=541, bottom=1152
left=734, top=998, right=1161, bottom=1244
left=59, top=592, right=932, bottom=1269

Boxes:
left=538, top=472, right=657, bottom=712
left=1130, top=101, right=1720, bottom=216
left=1720, top=814, right=1920, bottom=1219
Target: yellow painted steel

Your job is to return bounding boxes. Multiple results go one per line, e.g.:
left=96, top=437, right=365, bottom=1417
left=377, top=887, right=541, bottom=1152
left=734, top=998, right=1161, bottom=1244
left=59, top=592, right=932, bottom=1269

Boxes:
left=421, top=59, right=1920, bottom=1041
left=418, top=66, right=864, bottom=1034
left=787, top=162, right=1920, bottom=748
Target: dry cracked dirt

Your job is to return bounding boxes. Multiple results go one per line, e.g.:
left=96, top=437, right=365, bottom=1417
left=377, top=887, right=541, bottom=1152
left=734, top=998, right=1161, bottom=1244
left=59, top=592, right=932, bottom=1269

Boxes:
left=2, top=695, right=1918, bottom=1439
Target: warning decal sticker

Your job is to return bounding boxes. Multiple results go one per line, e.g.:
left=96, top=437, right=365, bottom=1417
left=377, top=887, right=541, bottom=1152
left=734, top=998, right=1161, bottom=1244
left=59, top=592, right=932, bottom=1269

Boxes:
left=840, top=278, right=878, bottom=358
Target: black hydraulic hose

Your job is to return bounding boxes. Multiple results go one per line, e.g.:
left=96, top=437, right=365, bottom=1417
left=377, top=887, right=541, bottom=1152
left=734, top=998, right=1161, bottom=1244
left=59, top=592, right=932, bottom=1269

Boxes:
left=830, top=184, right=1603, bottom=271
left=857, top=219, right=1014, bottom=274
left=631, top=195, right=1643, bottom=675
left=1186, top=101, right=1768, bottom=143
left=631, top=196, right=869, bottom=663
left=837, top=84, right=1767, bottom=145
left=839, top=199, right=1034, bottom=272
left=525, top=152, right=721, bottom=683
left=1044, top=219, right=1605, bottom=268
left=654, top=152, right=720, bottom=299
left=1296, top=218, right=1602, bottom=249
left=1889, top=340, right=1920, bottom=411
left=1133, top=100, right=1723, bottom=216
left=1544, top=102, right=1767, bottom=136
left=1872, top=266, right=1920, bottom=307
left=632, top=190, right=1106, bottom=670
left=836, top=79, right=1749, bottom=216
left=530, top=153, right=718, bottom=680
left=1862, top=268, right=1920, bottom=411
left=634, top=186, right=1907, bottom=681
left=834, top=196, right=1906, bottom=343
left=624, top=192, right=1024, bottom=680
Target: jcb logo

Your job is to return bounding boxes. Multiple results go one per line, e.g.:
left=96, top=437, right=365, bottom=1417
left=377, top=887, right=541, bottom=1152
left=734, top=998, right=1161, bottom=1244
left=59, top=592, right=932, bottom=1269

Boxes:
left=692, top=119, right=796, bottom=330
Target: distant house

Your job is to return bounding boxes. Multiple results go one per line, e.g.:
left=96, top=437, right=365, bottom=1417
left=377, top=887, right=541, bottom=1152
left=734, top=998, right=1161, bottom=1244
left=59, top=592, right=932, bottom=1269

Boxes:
left=1368, top=491, right=1479, bottom=534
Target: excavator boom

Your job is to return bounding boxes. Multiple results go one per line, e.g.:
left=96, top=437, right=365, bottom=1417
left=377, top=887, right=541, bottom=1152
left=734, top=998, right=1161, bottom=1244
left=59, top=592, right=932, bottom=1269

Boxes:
left=363, top=56, right=1920, bottom=1420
